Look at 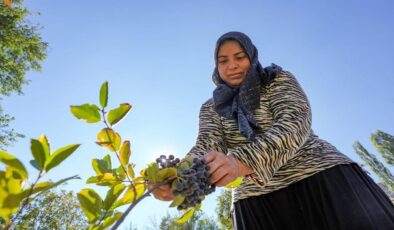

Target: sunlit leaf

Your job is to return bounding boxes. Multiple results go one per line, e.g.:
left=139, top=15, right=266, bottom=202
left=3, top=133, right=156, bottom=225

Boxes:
left=70, top=104, right=101, bottom=123
left=86, top=176, right=98, bottom=184
left=112, top=183, right=145, bottom=209
left=176, top=208, right=195, bottom=223
left=33, top=175, right=80, bottom=196
left=127, top=164, right=135, bottom=179
left=119, top=141, right=131, bottom=166
left=99, top=81, right=108, bottom=108
left=156, top=168, right=177, bottom=182
left=5, top=175, right=22, bottom=194
left=177, top=158, right=192, bottom=173
left=44, top=144, right=80, bottom=172
left=96, top=128, right=121, bottom=152
left=115, top=165, right=126, bottom=180
left=0, top=150, right=28, bottom=180
left=31, top=181, right=54, bottom=194
left=92, top=156, right=112, bottom=175
left=97, top=173, right=121, bottom=186
left=169, top=195, right=185, bottom=208
left=38, top=135, right=50, bottom=159
left=0, top=207, right=14, bottom=222
left=30, top=139, right=46, bottom=170
left=2, top=193, right=24, bottom=210
left=135, top=182, right=146, bottom=199
left=144, top=162, right=160, bottom=182
left=107, top=103, right=132, bottom=127
left=225, top=177, right=243, bottom=188
left=77, top=189, right=103, bottom=223
left=102, top=212, right=122, bottom=228
left=103, top=184, right=126, bottom=210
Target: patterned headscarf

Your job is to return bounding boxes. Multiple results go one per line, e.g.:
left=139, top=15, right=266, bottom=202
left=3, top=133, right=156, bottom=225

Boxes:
left=212, top=32, right=282, bottom=140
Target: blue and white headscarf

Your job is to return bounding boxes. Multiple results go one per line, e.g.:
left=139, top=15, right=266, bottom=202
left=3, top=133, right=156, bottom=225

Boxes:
left=212, top=32, right=282, bottom=140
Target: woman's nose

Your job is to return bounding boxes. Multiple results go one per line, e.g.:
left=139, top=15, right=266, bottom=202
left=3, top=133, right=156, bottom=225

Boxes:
left=228, top=60, right=239, bottom=69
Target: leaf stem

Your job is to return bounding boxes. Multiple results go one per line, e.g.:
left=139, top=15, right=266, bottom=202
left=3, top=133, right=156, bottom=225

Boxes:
left=100, top=108, right=133, bottom=184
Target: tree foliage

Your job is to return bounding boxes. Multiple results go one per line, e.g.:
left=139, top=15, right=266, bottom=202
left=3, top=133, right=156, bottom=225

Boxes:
left=354, top=130, right=394, bottom=193
left=371, top=130, right=394, bottom=166
left=0, top=135, right=80, bottom=229
left=159, top=211, right=219, bottom=230
left=0, top=0, right=47, bottom=148
left=216, top=189, right=233, bottom=230
left=0, top=107, right=23, bottom=149
left=10, top=190, right=88, bottom=230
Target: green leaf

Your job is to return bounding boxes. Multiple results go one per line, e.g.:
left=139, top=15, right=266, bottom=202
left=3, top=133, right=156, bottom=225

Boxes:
left=92, top=155, right=112, bottom=175
left=144, top=162, right=160, bottom=182
left=177, top=158, right=192, bottom=173
left=38, top=135, right=50, bottom=159
left=0, top=150, right=28, bottom=180
left=29, top=160, right=40, bottom=171
left=30, top=181, right=54, bottom=194
left=77, top=188, right=103, bottom=224
left=115, top=165, right=126, bottom=180
left=127, top=163, right=135, bottom=179
left=99, top=81, right=108, bottom=108
left=225, top=177, right=243, bottom=188
left=86, top=176, right=98, bottom=184
left=176, top=208, right=195, bottom=223
left=156, top=168, right=177, bottom=182
left=97, top=173, right=122, bottom=186
left=169, top=195, right=185, bottom=207
left=30, top=139, right=46, bottom=170
left=70, top=104, right=101, bottom=123
left=112, top=183, right=145, bottom=209
left=103, top=184, right=126, bottom=210
left=96, top=128, right=121, bottom=152
left=34, top=175, right=81, bottom=196
left=2, top=193, right=25, bottom=210
left=107, top=103, right=132, bottom=127
left=119, top=141, right=131, bottom=166
left=44, top=144, right=80, bottom=172
left=102, top=212, right=122, bottom=228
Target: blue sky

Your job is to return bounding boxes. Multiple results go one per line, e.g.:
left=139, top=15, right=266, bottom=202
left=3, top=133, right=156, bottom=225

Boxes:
left=3, top=0, right=394, bottom=229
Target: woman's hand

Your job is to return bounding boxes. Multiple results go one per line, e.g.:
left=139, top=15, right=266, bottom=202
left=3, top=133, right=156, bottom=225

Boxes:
left=151, top=183, right=174, bottom=201
left=204, top=151, right=253, bottom=187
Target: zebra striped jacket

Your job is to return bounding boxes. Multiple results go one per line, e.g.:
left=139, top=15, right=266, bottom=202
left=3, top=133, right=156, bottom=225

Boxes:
left=187, top=71, right=353, bottom=202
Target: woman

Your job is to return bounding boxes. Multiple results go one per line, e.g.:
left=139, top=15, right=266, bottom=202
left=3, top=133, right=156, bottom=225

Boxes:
left=154, top=32, right=394, bottom=229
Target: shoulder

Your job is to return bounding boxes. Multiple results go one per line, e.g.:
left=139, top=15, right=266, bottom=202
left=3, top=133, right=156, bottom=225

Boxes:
left=201, top=98, right=214, bottom=110
left=266, top=70, right=301, bottom=90
left=199, top=98, right=221, bottom=118
left=275, top=70, right=297, bottom=82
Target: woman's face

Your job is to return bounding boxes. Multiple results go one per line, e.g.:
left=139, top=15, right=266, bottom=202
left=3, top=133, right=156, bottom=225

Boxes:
left=217, top=40, right=251, bottom=86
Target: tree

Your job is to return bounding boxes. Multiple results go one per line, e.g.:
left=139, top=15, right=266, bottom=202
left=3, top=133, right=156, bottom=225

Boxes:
left=354, top=130, right=394, bottom=193
left=0, top=0, right=47, bottom=148
left=10, top=189, right=88, bottom=230
left=216, top=189, right=233, bottom=230
left=158, top=211, right=220, bottom=230
left=371, top=130, right=394, bottom=165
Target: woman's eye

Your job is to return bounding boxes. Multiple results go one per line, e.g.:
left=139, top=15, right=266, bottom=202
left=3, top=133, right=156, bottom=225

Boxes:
left=218, top=60, right=227, bottom=64
left=236, top=55, right=246, bottom=60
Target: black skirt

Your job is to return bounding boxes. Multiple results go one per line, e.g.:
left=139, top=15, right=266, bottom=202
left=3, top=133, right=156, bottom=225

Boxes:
left=232, top=164, right=394, bottom=230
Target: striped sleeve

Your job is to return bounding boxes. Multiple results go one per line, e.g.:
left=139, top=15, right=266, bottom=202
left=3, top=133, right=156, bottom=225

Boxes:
left=187, top=100, right=228, bottom=158
left=229, top=71, right=312, bottom=185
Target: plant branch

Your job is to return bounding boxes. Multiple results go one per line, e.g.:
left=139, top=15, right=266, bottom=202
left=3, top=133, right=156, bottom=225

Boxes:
left=100, top=108, right=133, bottom=184
left=111, top=179, right=174, bottom=230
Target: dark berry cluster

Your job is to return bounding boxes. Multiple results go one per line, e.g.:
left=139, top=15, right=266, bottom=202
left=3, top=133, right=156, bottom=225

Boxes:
left=173, top=157, right=216, bottom=210
left=156, top=154, right=180, bottom=169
